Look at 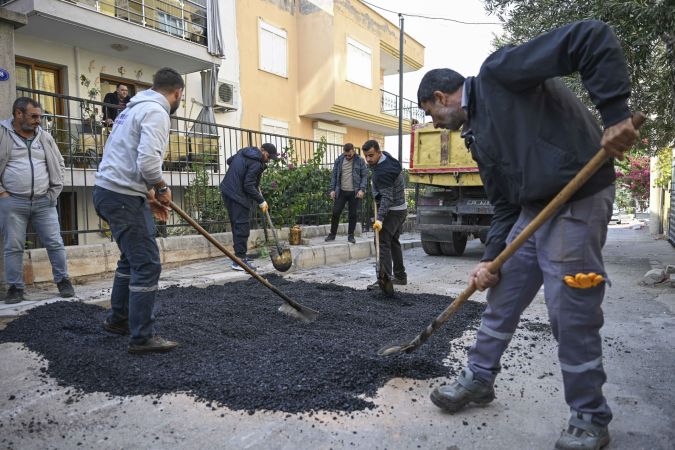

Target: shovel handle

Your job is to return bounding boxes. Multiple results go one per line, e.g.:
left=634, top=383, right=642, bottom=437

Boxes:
left=393, top=112, right=646, bottom=354
left=168, top=201, right=307, bottom=314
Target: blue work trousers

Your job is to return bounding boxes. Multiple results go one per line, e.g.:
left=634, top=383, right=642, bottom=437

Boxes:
left=93, top=187, right=161, bottom=345
left=468, top=184, right=615, bottom=426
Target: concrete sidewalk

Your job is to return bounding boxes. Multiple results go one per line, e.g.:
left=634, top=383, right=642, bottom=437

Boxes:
left=0, top=231, right=421, bottom=318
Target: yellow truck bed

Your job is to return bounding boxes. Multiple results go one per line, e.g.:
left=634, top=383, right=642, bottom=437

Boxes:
left=409, top=124, right=483, bottom=187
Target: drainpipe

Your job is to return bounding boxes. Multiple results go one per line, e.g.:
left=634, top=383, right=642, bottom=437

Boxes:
left=74, top=47, right=82, bottom=98
left=397, top=13, right=404, bottom=163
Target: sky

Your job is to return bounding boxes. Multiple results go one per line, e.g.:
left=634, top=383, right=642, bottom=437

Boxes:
left=370, top=0, right=505, bottom=163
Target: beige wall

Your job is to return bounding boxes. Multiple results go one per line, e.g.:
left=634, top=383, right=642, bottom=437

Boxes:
left=237, top=0, right=424, bottom=142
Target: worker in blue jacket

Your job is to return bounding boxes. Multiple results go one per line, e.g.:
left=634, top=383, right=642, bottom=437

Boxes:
left=220, top=143, right=278, bottom=271
left=417, top=20, right=640, bottom=450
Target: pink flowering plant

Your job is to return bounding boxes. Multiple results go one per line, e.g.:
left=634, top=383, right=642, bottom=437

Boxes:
left=614, top=155, right=650, bottom=210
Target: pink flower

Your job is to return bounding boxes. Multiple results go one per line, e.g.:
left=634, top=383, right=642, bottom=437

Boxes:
left=288, top=163, right=295, bottom=169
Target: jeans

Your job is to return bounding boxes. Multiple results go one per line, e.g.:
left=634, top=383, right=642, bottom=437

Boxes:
left=93, top=187, right=161, bottom=345
left=0, top=194, right=69, bottom=289
left=330, top=191, right=360, bottom=236
left=223, top=196, right=251, bottom=259
left=377, top=209, right=407, bottom=279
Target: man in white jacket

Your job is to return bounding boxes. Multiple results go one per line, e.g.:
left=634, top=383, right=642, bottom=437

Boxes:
left=94, top=67, right=183, bottom=354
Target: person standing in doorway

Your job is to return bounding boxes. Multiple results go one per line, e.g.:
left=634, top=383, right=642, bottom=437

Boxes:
left=103, top=83, right=131, bottom=127
left=325, top=143, right=368, bottom=244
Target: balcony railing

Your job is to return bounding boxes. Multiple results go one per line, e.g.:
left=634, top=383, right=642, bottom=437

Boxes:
left=380, top=89, right=426, bottom=124
left=74, top=0, right=207, bottom=46
left=15, top=88, right=360, bottom=247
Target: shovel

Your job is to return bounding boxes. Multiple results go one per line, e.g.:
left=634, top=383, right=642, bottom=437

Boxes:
left=263, top=209, right=293, bottom=272
left=373, top=194, right=394, bottom=297
left=169, top=201, right=318, bottom=323
left=379, top=113, right=645, bottom=356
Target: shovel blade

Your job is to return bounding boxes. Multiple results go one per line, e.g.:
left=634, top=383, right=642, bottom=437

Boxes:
left=270, top=246, right=293, bottom=272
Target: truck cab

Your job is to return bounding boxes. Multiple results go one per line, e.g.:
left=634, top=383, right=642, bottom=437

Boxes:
left=409, top=124, right=493, bottom=256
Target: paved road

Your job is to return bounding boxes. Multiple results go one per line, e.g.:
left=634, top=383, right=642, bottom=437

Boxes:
left=1, top=223, right=673, bottom=449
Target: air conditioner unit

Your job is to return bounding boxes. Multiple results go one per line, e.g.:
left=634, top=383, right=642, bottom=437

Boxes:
left=215, top=81, right=238, bottom=111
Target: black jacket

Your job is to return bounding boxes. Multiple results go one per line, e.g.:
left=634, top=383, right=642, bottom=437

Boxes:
left=463, top=20, right=632, bottom=261
left=103, top=92, right=130, bottom=122
left=372, top=151, right=406, bottom=220
left=220, top=147, right=266, bottom=208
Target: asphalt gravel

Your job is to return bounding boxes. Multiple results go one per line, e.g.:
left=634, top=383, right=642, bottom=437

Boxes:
left=0, top=277, right=485, bottom=413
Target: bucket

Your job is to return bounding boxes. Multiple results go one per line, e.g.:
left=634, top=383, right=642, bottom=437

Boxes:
left=289, top=225, right=302, bottom=245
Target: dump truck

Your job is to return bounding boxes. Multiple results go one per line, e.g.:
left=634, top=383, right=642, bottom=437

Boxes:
left=409, top=124, right=493, bottom=256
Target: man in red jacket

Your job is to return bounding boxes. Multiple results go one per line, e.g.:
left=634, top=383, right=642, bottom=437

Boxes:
left=417, top=20, right=639, bottom=449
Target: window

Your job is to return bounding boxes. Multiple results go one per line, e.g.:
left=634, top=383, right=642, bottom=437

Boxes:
left=156, top=11, right=185, bottom=38
left=346, top=37, right=372, bottom=89
left=313, top=122, right=346, bottom=165
left=261, top=117, right=289, bottom=151
left=259, top=19, right=288, bottom=77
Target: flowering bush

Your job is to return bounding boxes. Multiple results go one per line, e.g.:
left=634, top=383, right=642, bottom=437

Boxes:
left=259, top=139, right=334, bottom=226
left=615, top=155, right=650, bottom=211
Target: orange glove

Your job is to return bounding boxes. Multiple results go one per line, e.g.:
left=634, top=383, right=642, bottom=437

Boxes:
left=563, top=273, right=605, bottom=289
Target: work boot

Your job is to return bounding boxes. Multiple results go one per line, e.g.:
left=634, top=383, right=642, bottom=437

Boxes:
left=366, top=281, right=380, bottom=291
left=128, top=336, right=179, bottom=354
left=57, top=278, right=75, bottom=298
left=347, top=235, right=356, bottom=244
left=392, top=274, right=407, bottom=285
left=325, top=234, right=336, bottom=242
left=430, top=368, right=495, bottom=412
left=4, top=285, right=24, bottom=304
left=554, top=412, right=610, bottom=450
left=103, top=318, right=130, bottom=335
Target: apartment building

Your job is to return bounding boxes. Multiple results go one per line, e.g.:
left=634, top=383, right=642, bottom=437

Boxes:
left=236, top=0, right=424, bottom=157
left=0, top=0, right=238, bottom=245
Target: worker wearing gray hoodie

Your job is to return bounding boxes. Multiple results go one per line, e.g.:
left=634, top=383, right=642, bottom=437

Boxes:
left=93, top=67, right=183, bottom=354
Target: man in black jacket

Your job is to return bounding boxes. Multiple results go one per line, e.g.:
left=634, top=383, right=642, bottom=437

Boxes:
left=363, top=140, right=407, bottom=296
left=220, top=143, right=278, bottom=271
left=325, top=143, right=368, bottom=244
left=417, top=21, right=639, bottom=449
left=103, top=83, right=131, bottom=127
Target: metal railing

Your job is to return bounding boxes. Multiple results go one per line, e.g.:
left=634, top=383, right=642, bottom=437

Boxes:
left=380, top=89, right=425, bottom=123
left=17, top=88, right=401, bottom=247
left=74, top=0, right=207, bottom=46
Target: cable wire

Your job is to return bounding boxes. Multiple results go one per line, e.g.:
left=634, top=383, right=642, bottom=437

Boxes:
left=360, top=0, right=503, bottom=25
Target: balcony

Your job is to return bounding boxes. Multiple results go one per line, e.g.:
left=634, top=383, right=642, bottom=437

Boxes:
left=17, top=87, right=353, bottom=244
left=2, top=0, right=219, bottom=72
left=380, top=89, right=425, bottom=124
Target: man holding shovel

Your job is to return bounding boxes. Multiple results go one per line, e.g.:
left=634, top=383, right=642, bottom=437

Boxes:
left=220, top=143, right=278, bottom=271
left=363, top=140, right=408, bottom=295
left=417, top=20, right=639, bottom=449
left=93, top=67, right=183, bottom=354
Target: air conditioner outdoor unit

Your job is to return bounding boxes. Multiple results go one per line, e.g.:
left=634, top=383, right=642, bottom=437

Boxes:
left=215, top=81, right=238, bottom=111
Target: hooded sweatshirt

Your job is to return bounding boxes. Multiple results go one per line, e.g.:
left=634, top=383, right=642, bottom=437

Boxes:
left=219, top=147, right=266, bottom=208
left=95, top=89, right=170, bottom=197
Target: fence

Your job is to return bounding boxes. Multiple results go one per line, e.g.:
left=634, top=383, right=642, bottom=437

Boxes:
left=15, top=88, right=418, bottom=248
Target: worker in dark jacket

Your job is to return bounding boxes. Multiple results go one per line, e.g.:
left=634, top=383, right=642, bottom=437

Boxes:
left=220, top=143, right=278, bottom=271
left=363, top=140, right=407, bottom=296
left=417, top=20, right=640, bottom=450
left=325, top=143, right=369, bottom=243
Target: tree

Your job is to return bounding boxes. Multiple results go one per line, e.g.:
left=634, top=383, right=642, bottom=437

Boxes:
left=483, top=0, right=674, bottom=155
left=614, top=155, right=650, bottom=211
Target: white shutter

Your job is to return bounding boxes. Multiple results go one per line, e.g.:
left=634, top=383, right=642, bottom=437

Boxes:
left=346, top=37, right=372, bottom=89
left=259, top=19, right=288, bottom=77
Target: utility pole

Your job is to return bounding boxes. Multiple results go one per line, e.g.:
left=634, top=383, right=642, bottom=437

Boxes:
left=397, top=13, right=404, bottom=163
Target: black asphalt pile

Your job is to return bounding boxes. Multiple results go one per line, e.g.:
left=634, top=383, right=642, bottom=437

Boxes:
left=0, top=277, right=485, bottom=413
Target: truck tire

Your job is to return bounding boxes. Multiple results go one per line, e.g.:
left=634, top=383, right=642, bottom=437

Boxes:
left=422, top=240, right=442, bottom=256
left=440, top=232, right=468, bottom=256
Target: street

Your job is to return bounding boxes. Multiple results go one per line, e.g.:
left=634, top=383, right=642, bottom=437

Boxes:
left=1, top=223, right=673, bottom=450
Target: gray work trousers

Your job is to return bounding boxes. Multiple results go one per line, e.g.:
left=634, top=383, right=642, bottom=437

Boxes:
left=468, top=184, right=614, bottom=426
